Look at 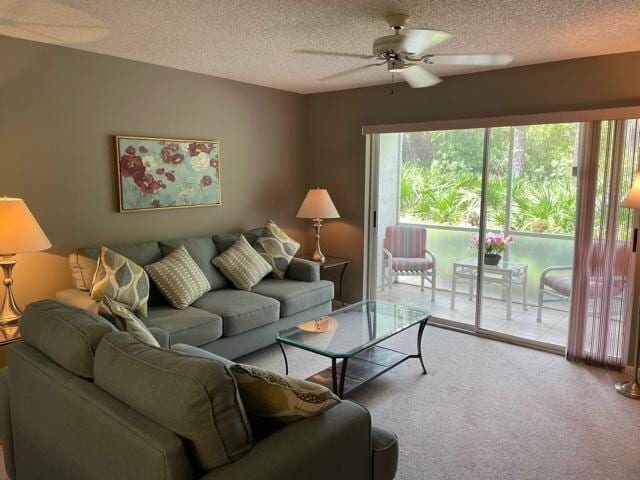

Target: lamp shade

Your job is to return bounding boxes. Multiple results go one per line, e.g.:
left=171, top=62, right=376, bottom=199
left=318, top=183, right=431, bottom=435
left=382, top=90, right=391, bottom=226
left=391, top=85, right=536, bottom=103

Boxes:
left=296, top=188, right=340, bottom=219
left=0, top=198, right=51, bottom=254
left=621, top=173, right=640, bottom=210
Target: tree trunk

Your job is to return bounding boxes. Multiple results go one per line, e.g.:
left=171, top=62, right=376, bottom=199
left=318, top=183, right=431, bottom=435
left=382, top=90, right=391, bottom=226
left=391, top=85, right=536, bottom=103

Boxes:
left=512, top=126, right=527, bottom=177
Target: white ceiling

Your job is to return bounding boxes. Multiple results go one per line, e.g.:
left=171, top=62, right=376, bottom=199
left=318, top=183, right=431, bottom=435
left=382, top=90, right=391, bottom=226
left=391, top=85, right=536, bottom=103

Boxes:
left=2, top=0, right=640, bottom=94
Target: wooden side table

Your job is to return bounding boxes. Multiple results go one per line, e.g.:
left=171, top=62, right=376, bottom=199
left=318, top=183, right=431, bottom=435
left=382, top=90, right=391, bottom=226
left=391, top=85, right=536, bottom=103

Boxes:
left=302, top=256, right=350, bottom=307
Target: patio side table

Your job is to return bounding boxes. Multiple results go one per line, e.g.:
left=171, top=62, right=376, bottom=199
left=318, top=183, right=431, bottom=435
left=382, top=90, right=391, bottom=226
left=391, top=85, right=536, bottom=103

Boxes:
left=450, top=257, right=528, bottom=321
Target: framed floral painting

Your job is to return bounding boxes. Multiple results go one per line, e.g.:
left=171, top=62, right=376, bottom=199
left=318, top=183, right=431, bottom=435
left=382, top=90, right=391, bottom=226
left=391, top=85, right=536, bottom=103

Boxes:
left=115, top=136, right=221, bottom=212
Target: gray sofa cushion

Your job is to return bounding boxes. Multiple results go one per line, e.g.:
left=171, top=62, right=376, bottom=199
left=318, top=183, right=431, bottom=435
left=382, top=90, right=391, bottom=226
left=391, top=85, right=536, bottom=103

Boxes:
left=371, top=427, right=399, bottom=480
left=94, top=332, right=253, bottom=472
left=20, top=300, right=115, bottom=379
left=160, top=236, right=229, bottom=290
left=172, top=343, right=235, bottom=368
left=78, top=241, right=164, bottom=304
left=193, top=290, right=279, bottom=337
left=144, top=305, right=223, bottom=347
left=213, top=227, right=265, bottom=253
left=252, top=279, right=334, bottom=317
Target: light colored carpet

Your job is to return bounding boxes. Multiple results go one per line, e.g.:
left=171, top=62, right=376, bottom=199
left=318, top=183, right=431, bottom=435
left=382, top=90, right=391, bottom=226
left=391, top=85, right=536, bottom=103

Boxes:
left=240, top=325, right=640, bottom=480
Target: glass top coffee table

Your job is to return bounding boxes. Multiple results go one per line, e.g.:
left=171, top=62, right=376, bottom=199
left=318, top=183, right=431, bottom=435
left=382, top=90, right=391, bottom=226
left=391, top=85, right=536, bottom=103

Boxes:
left=276, top=301, right=430, bottom=398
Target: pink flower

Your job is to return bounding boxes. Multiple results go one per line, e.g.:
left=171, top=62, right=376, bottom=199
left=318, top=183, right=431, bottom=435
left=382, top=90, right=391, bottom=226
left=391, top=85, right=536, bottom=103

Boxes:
left=139, top=146, right=148, bottom=154
left=201, top=175, right=213, bottom=187
left=210, top=157, right=218, bottom=169
left=188, top=142, right=213, bottom=157
left=150, top=199, right=161, bottom=208
left=156, top=168, right=165, bottom=175
left=120, top=154, right=145, bottom=180
left=125, top=146, right=136, bottom=155
left=134, top=174, right=163, bottom=194
left=165, top=172, right=175, bottom=182
left=160, top=146, right=184, bottom=165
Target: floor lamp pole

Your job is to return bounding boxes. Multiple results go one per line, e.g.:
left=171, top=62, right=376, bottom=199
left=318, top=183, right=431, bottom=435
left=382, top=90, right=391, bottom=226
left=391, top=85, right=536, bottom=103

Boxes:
left=615, top=226, right=640, bottom=399
left=615, top=303, right=640, bottom=399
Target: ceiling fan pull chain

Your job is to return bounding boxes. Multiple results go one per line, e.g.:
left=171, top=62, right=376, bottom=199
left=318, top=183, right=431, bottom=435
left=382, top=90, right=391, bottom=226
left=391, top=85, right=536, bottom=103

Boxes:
left=390, top=71, right=395, bottom=95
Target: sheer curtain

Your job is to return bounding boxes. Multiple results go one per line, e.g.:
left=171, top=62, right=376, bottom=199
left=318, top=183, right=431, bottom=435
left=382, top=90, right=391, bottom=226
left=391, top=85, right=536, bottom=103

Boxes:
left=567, top=120, right=639, bottom=368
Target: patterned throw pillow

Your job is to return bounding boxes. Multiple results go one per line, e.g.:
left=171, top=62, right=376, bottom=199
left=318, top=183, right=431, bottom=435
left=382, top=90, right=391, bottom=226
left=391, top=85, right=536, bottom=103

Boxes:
left=144, top=245, right=211, bottom=309
left=230, top=363, right=340, bottom=424
left=254, top=220, right=301, bottom=279
left=212, top=235, right=272, bottom=291
left=90, top=247, right=150, bottom=317
left=98, top=297, right=160, bottom=347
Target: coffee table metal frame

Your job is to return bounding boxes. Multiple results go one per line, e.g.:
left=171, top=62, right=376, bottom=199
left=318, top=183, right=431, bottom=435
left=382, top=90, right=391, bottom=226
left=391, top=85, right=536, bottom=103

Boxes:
left=276, top=301, right=430, bottom=398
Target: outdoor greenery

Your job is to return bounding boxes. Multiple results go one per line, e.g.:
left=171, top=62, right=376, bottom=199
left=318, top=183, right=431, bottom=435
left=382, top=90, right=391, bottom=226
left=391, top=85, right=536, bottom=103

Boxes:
left=400, top=125, right=578, bottom=235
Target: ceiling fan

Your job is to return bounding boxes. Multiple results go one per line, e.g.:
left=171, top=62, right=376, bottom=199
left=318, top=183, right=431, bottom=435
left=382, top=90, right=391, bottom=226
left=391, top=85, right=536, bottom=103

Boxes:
left=296, top=14, right=513, bottom=89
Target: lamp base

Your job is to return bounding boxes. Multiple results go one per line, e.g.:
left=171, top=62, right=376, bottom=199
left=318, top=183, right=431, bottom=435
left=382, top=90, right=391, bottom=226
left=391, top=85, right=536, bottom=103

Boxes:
left=0, top=255, right=22, bottom=341
left=615, top=380, right=640, bottom=399
left=311, top=218, right=325, bottom=263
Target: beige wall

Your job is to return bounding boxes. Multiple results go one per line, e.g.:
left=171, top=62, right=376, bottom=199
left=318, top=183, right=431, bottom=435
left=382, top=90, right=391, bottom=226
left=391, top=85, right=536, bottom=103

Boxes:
left=306, top=51, right=640, bottom=303
left=0, top=35, right=308, bottom=307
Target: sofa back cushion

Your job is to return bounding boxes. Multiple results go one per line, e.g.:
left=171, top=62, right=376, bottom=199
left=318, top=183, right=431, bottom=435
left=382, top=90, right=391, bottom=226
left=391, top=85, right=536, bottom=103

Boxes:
left=20, top=300, right=116, bottom=379
left=78, top=241, right=164, bottom=304
left=213, top=227, right=264, bottom=254
left=94, top=332, right=253, bottom=472
left=160, top=236, right=228, bottom=290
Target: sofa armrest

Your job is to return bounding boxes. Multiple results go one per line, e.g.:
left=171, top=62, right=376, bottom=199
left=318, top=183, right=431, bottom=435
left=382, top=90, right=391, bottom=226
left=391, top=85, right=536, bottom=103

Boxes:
left=148, top=327, right=171, bottom=349
left=286, top=258, right=320, bottom=282
left=55, top=288, right=99, bottom=314
left=0, top=367, right=15, bottom=479
left=201, top=400, right=372, bottom=480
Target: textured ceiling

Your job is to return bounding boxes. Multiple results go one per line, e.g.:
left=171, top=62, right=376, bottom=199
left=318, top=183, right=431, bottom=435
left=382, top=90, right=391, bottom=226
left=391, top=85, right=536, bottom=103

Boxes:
left=2, top=0, right=640, bottom=94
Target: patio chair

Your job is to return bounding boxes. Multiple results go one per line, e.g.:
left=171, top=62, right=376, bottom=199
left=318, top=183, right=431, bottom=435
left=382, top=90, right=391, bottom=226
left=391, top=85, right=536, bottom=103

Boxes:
left=537, top=240, right=630, bottom=322
left=381, top=225, right=436, bottom=301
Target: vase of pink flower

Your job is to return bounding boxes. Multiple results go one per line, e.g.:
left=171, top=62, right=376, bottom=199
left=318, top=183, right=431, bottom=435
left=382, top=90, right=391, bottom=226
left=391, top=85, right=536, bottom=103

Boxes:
left=472, top=232, right=514, bottom=265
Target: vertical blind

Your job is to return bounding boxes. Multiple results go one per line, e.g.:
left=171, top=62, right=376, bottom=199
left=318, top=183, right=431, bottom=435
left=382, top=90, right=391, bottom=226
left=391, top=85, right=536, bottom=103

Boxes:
left=567, top=120, right=639, bottom=368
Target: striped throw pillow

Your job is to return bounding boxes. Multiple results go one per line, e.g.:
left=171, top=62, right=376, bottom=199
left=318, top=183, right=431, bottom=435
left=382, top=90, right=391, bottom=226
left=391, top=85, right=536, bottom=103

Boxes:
left=213, top=235, right=272, bottom=291
left=145, top=245, right=211, bottom=309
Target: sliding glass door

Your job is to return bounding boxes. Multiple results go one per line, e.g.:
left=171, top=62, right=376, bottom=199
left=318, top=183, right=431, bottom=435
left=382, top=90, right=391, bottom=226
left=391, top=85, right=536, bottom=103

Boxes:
left=370, top=129, right=485, bottom=328
left=478, top=124, right=578, bottom=346
left=367, top=122, right=580, bottom=349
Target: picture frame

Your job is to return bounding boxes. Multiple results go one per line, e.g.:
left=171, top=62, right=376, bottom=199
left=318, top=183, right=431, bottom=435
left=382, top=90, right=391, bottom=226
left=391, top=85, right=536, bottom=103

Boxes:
left=115, top=135, right=221, bottom=212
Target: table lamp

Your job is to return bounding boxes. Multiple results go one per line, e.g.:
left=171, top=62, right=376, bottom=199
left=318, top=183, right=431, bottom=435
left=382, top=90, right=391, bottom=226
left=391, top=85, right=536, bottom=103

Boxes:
left=0, top=197, right=51, bottom=341
left=616, top=173, right=640, bottom=399
left=296, top=188, right=339, bottom=263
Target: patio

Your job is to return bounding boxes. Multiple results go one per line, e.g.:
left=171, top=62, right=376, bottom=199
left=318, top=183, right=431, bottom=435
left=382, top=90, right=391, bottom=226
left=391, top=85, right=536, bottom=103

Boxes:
left=377, top=279, right=569, bottom=347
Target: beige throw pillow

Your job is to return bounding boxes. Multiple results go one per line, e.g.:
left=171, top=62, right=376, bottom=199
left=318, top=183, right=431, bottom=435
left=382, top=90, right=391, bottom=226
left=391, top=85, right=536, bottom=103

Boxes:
left=98, top=297, right=160, bottom=347
left=230, top=363, right=340, bottom=425
left=254, top=220, right=301, bottom=279
left=145, top=245, right=210, bottom=309
left=68, top=251, right=98, bottom=291
left=213, top=235, right=272, bottom=291
left=90, top=247, right=150, bottom=317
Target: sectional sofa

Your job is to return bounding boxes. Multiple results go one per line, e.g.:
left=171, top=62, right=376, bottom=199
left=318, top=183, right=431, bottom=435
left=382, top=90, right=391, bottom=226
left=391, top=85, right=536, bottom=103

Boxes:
left=0, top=301, right=398, bottom=480
left=56, top=227, right=334, bottom=359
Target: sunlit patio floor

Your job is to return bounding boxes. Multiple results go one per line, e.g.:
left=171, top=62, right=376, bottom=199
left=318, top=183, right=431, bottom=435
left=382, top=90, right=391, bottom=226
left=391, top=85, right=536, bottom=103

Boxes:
left=376, top=282, right=569, bottom=347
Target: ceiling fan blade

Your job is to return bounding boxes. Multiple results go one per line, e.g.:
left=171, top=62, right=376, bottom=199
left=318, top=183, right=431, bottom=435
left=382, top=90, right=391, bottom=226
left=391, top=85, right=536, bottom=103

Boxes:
left=400, top=29, right=452, bottom=56
left=319, top=63, right=385, bottom=81
left=294, top=49, right=376, bottom=60
left=425, top=53, right=514, bottom=66
left=400, top=64, right=442, bottom=88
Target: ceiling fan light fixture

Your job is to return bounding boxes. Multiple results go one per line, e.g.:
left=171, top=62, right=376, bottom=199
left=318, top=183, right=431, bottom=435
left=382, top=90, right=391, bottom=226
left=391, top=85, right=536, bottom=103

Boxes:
left=388, top=59, right=406, bottom=73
